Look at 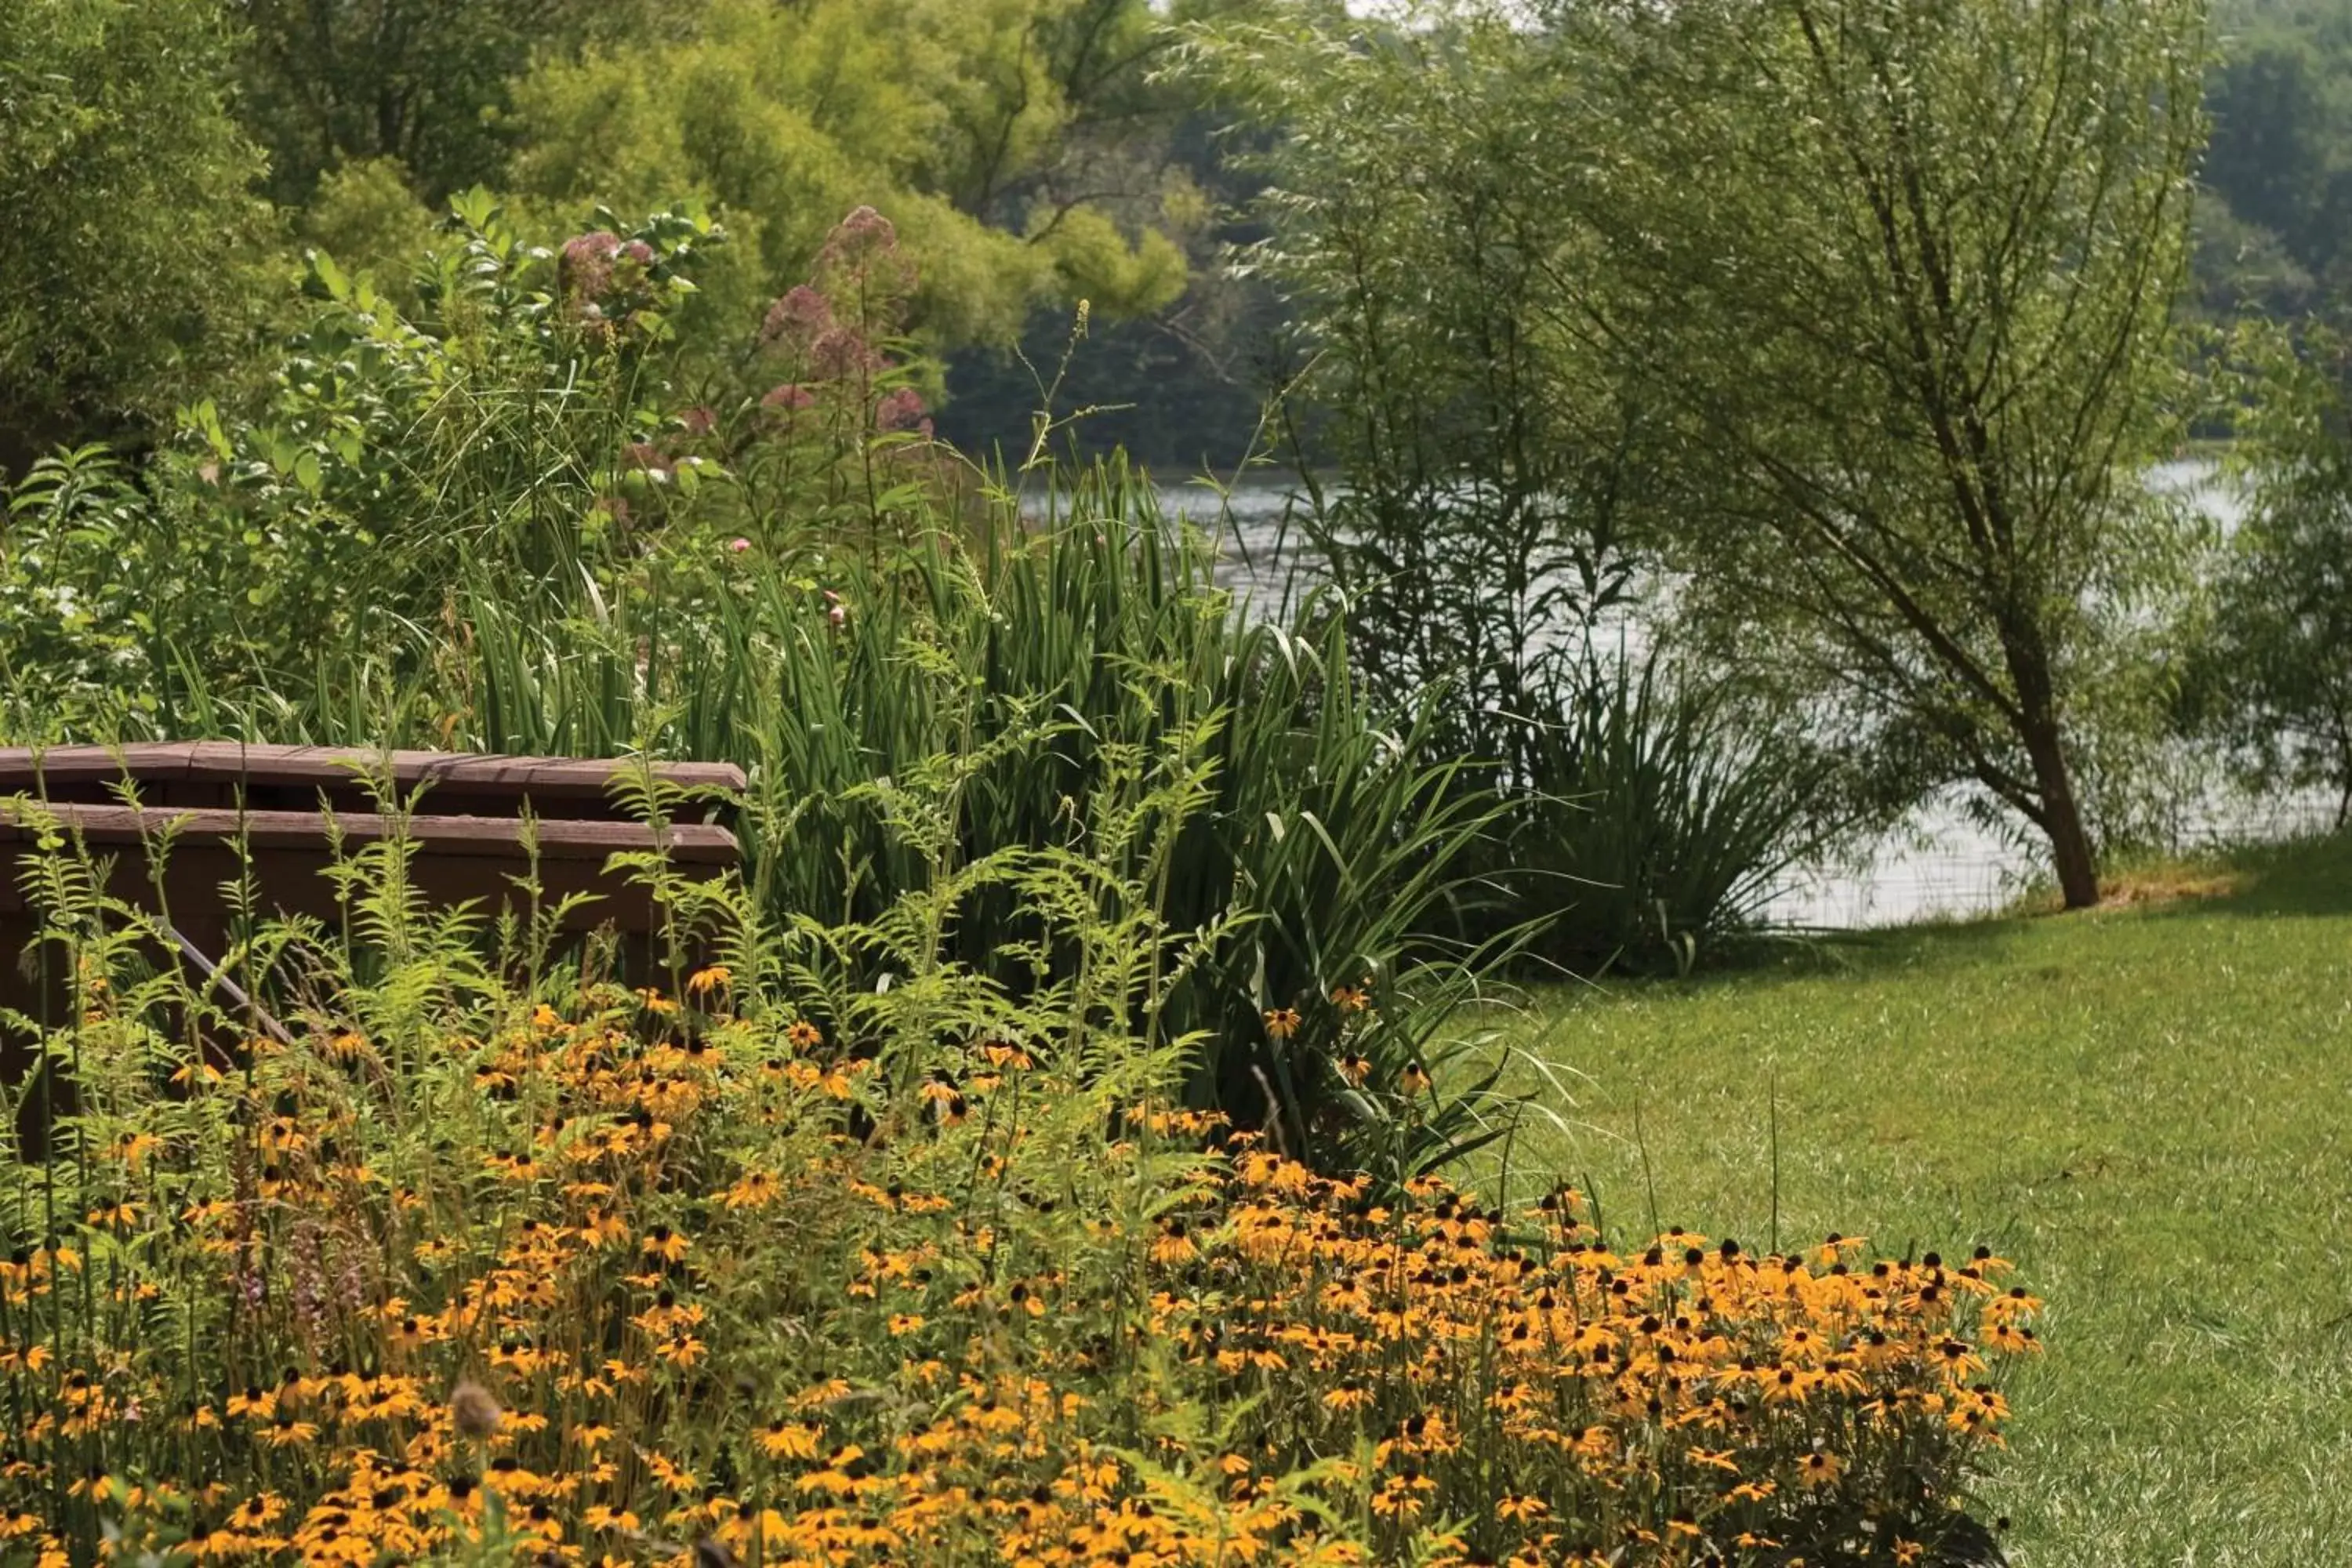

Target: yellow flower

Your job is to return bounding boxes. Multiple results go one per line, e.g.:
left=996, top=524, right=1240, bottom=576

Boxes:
left=1150, top=1221, right=1199, bottom=1265
left=1370, top=1473, right=1432, bottom=1519
left=687, top=964, right=733, bottom=996
left=1796, top=1449, right=1845, bottom=1488
left=1984, top=1320, right=2042, bottom=1356
left=113, top=1131, right=164, bottom=1170
left=262, top=1413, right=319, bottom=1447
left=758, top=1421, right=822, bottom=1461
left=981, top=1040, right=1034, bottom=1070
left=1262, top=1007, right=1302, bottom=1040
left=226, top=1388, right=277, bottom=1421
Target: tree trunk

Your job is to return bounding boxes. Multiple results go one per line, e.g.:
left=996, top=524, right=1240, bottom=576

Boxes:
left=2004, top=626, right=2100, bottom=909
left=2016, top=707, right=2099, bottom=909
left=2037, top=762, right=2100, bottom=910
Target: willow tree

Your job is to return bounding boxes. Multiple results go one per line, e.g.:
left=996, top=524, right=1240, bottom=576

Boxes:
left=502, top=0, right=1194, bottom=351
left=1569, top=0, right=2207, bottom=906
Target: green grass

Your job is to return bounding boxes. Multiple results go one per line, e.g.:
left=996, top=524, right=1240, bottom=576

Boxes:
left=1499, top=834, right=2352, bottom=1566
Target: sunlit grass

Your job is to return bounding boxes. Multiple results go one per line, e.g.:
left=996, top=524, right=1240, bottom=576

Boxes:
left=1506, top=832, right=2352, bottom=1566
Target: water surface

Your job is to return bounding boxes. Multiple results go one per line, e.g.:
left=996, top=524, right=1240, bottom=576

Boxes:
left=1154, top=463, right=2309, bottom=928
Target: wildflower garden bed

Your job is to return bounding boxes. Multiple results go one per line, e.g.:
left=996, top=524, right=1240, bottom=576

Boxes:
left=0, top=856, right=2034, bottom=1566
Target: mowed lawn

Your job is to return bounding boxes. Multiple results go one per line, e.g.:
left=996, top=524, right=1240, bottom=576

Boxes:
left=1500, top=836, right=2352, bottom=1566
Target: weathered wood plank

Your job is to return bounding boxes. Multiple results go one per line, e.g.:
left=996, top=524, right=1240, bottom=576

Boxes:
left=0, top=837, right=720, bottom=923
left=0, top=802, right=739, bottom=862
left=0, top=744, right=745, bottom=798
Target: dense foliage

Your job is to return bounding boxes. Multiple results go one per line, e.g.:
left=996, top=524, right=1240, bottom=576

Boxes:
left=2198, top=0, right=2352, bottom=318
left=2, top=205, right=1520, bottom=1168
left=0, top=0, right=1264, bottom=469
left=18, top=0, right=2352, bottom=950
left=1189, top=11, right=1837, bottom=968
left=0, top=0, right=279, bottom=470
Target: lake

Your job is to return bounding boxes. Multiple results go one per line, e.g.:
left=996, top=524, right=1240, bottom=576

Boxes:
left=1152, top=461, right=2329, bottom=929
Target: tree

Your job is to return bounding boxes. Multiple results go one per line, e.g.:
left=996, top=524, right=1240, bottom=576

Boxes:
left=1562, top=0, right=2208, bottom=907
left=938, top=2, right=1301, bottom=470
left=2192, top=322, right=2352, bottom=823
left=2198, top=2, right=2352, bottom=301
left=230, top=0, right=659, bottom=208
left=1189, top=9, right=1653, bottom=746
left=1183, top=9, right=1839, bottom=971
left=2205, top=30, right=2334, bottom=269
left=501, top=0, right=1192, bottom=358
left=0, top=0, right=278, bottom=472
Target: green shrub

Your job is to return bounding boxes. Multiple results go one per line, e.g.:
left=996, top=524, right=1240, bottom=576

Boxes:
left=0, top=195, right=719, bottom=740
left=1491, top=649, right=1834, bottom=975
left=0, top=0, right=280, bottom=466
left=2, top=191, right=1525, bottom=1167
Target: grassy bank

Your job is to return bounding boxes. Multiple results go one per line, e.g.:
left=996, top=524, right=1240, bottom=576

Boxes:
left=1508, top=834, right=2352, bottom=1566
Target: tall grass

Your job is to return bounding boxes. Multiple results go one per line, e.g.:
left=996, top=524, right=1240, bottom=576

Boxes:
left=116, top=463, right=1517, bottom=1170
left=1495, top=648, right=1833, bottom=974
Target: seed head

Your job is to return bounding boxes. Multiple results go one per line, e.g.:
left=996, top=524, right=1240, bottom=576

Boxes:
left=449, top=1378, right=503, bottom=1439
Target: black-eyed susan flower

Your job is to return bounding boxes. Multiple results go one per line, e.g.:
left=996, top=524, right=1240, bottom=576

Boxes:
left=758, top=1421, right=822, bottom=1461
left=1151, top=1219, right=1199, bottom=1265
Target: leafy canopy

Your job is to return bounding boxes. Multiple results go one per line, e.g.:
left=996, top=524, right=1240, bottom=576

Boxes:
left=501, top=0, right=1190, bottom=351
left=0, top=0, right=278, bottom=465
